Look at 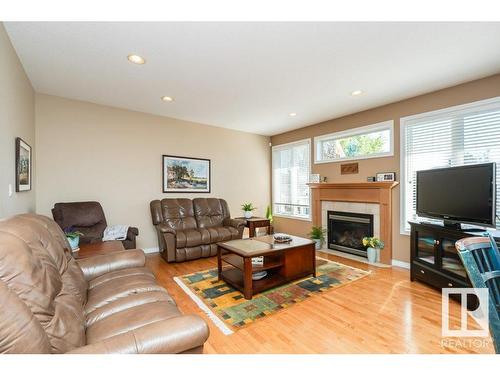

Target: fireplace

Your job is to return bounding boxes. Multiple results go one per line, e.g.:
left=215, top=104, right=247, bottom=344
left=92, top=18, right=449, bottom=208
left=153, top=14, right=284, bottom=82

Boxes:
left=327, top=210, right=374, bottom=257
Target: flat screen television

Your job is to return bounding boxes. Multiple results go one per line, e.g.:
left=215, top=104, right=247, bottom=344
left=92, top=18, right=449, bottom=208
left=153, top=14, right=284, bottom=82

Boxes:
left=416, top=162, right=496, bottom=229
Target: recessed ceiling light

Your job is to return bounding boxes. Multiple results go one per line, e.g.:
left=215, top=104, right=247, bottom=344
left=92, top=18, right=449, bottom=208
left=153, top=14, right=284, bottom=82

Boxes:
left=127, top=54, right=145, bottom=65
left=289, top=112, right=297, bottom=117
left=161, top=96, right=174, bottom=102
left=351, top=90, right=363, bottom=96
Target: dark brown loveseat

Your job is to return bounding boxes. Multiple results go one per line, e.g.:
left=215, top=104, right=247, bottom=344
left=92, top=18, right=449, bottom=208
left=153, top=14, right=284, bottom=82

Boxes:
left=150, top=198, right=245, bottom=262
left=52, top=201, right=139, bottom=249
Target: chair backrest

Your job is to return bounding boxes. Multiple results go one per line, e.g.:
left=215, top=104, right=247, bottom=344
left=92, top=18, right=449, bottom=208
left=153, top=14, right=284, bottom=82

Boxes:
left=0, top=214, right=88, bottom=353
left=456, top=235, right=500, bottom=353
left=52, top=201, right=107, bottom=241
left=193, top=198, right=230, bottom=228
left=150, top=198, right=198, bottom=230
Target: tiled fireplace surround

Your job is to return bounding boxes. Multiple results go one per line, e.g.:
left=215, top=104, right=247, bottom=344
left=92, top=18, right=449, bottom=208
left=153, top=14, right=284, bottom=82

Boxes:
left=321, top=201, right=381, bottom=249
left=308, top=182, right=398, bottom=264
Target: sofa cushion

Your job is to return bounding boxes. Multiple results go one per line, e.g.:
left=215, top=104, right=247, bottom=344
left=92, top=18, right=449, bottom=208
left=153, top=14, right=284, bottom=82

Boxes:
left=0, top=215, right=86, bottom=353
left=157, top=198, right=198, bottom=230
left=88, top=266, right=155, bottom=290
left=53, top=201, right=106, bottom=228
left=86, top=301, right=182, bottom=344
left=86, top=290, right=175, bottom=327
left=205, top=226, right=239, bottom=242
left=85, top=274, right=166, bottom=315
left=175, top=228, right=210, bottom=248
left=193, top=198, right=225, bottom=228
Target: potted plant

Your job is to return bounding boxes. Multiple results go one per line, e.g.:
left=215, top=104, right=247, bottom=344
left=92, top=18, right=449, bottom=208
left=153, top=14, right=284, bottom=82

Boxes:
left=265, top=205, right=274, bottom=234
left=265, top=205, right=273, bottom=223
left=241, top=202, right=257, bottom=219
left=362, top=236, right=384, bottom=264
left=309, top=225, right=326, bottom=250
left=64, top=227, right=84, bottom=251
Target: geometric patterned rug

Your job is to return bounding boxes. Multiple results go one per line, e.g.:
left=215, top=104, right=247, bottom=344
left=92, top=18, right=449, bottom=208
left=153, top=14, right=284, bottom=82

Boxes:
left=174, top=257, right=370, bottom=334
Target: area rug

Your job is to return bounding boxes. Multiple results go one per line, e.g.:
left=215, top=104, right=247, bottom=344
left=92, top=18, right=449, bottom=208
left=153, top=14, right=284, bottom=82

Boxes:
left=173, top=257, right=370, bottom=335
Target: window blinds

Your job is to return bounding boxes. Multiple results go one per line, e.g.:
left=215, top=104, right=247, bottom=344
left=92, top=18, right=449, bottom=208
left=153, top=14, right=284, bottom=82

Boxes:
left=401, top=98, right=500, bottom=233
left=272, top=140, right=311, bottom=219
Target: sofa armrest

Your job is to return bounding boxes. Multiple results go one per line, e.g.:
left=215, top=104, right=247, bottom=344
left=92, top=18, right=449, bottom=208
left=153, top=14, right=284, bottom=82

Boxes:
left=76, top=249, right=146, bottom=281
left=67, top=315, right=209, bottom=354
left=223, top=218, right=245, bottom=229
left=224, top=218, right=246, bottom=238
left=127, top=226, right=139, bottom=239
left=157, top=223, right=176, bottom=235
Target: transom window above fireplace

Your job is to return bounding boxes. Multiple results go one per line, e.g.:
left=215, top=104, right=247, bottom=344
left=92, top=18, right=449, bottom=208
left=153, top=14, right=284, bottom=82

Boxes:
left=314, top=120, right=394, bottom=164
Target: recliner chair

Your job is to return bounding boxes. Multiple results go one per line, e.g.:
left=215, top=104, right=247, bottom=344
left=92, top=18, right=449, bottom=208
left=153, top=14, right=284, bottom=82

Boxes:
left=150, top=198, right=245, bottom=262
left=52, top=201, right=139, bottom=249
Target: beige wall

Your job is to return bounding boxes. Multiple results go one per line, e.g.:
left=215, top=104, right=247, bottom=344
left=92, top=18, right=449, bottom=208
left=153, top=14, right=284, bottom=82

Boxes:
left=0, top=24, right=35, bottom=218
left=35, top=94, right=271, bottom=250
left=271, top=74, right=500, bottom=263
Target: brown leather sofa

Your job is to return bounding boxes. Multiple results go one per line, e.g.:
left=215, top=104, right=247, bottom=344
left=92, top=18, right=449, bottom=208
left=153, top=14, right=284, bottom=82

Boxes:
left=0, top=213, right=209, bottom=354
left=150, top=198, right=245, bottom=262
left=52, top=201, right=139, bottom=249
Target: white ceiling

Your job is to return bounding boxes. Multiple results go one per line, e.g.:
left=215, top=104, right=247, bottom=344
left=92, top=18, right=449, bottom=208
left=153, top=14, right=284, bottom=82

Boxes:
left=5, top=22, right=500, bottom=136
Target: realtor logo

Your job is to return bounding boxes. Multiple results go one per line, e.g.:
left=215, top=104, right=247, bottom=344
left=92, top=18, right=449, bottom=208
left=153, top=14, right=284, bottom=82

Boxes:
left=442, top=288, right=489, bottom=337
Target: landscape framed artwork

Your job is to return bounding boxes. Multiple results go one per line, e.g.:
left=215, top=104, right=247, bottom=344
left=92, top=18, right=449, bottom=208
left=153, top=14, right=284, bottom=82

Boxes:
left=162, top=155, right=211, bottom=193
left=15, top=137, right=32, bottom=192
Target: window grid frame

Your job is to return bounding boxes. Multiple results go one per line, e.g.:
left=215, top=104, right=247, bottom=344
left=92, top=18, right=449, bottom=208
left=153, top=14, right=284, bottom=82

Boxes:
left=400, top=96, right=500, bottom=235
left=272, top=138, right=312, bottom=221
left=314, top=120, right=394, bottom=164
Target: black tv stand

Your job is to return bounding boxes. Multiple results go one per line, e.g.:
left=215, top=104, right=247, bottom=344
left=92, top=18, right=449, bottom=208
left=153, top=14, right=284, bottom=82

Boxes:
left=410, top=221, right=499, bottom=308
left=462, top=227, right=488, bottom=232
left=443, top=220, right=463, bottom=230
left=441, top=219, right=489, bottom=233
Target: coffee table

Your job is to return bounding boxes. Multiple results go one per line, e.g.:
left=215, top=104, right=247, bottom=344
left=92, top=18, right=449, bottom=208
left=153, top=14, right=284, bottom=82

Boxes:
left=217, top=234, right=316, bottom=299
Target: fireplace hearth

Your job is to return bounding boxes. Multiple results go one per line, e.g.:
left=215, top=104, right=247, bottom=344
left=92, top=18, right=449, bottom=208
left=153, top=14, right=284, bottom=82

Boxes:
left=327, top=210, right=374, bottom=257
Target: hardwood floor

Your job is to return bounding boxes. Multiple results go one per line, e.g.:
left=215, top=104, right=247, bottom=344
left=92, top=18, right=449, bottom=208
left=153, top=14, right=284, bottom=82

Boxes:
left=145, top=251, right=495, bottom=354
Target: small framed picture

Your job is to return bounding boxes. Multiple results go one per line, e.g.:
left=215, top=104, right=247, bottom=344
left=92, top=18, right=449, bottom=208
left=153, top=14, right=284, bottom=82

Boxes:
left=15, top=137, right=32, bottom=192
left=162, top=155, right=211, bottom=193
left=376, top=172, right=396, bottom=182
left=310, top=174, right=321, bottom=183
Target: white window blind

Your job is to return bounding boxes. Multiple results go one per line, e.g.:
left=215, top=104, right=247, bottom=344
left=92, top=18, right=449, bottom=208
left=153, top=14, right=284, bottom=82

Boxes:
left=272, top=139, right=311, bottom=220
left=401, top=97, right=500, bottom=233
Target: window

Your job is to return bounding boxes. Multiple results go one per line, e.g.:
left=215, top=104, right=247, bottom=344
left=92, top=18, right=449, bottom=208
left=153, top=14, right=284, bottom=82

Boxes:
left=272, top=139, right=311, bottom=220
left=314, top=120, right=394, bottom=163
left=401, top=96, right=500, bottom=234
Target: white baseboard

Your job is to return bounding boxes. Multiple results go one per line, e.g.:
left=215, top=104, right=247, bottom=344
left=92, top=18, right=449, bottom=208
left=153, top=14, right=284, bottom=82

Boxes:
left=391, top=259, right=410, bottom=269
left=142, top=247, right=159, bottom=254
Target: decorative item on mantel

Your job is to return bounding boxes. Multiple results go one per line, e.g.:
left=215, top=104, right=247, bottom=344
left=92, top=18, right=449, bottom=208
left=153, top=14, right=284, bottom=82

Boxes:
left=376, top=172, right=396, bottom=182
left=310, top=174, right=321, bottom=183
left=340, top=162, right=359, bottom=175
left=309, top=225, right=326, bottom=250
left=241, top=202, right=257, bottom=219
left=362, top=236, right=385, bottom=263
left=64, top=227, right=84, bottom=252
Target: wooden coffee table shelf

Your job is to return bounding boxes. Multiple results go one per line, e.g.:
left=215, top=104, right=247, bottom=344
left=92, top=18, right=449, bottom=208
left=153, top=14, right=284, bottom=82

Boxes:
left=221, top=254, right=284, bottom=272
left=217, top=235, right=315, bottom=299
left=220, top=268, right=287, bottom=295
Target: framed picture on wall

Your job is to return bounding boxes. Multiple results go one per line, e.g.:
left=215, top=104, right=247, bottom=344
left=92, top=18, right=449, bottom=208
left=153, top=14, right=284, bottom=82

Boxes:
left=15, top=137, right=32, bottom=192
left=162, top=155, right=211, bottom=193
